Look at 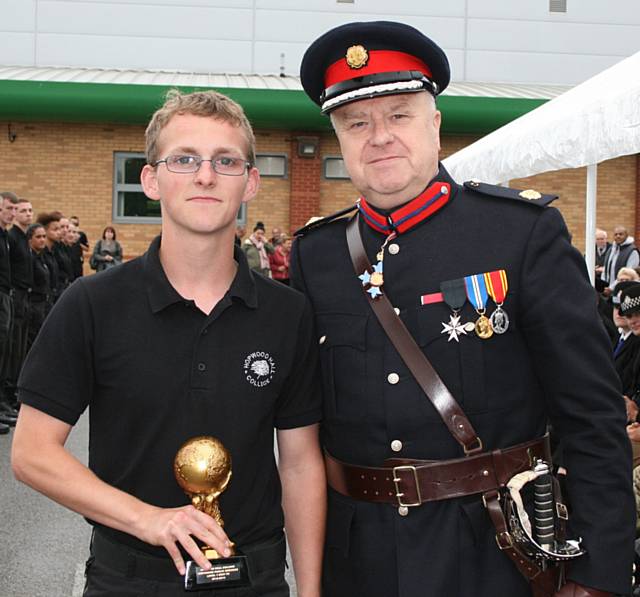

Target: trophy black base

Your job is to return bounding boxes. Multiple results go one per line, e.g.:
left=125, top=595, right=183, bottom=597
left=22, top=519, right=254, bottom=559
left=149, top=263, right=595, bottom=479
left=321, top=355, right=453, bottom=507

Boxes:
left=184, top=553, right=251, bottom=592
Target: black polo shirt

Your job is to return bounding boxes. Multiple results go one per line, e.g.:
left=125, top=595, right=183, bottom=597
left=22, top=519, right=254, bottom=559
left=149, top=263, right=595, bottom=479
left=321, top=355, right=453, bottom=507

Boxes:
left=42, top=246, right=60, bottom=295
left=19, top=236, right=322, bottom=555
left=53, top=242, right=74, bottom=286
left=8, top=225, right=33, bottom=290
left=30, top=250, right=50, bottom=301
left=0, top=228, right=10, bottom=293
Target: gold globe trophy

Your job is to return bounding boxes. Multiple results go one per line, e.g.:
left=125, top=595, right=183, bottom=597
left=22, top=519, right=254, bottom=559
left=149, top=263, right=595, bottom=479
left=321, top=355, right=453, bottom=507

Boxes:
left=174, top=436, right=250, bottom=591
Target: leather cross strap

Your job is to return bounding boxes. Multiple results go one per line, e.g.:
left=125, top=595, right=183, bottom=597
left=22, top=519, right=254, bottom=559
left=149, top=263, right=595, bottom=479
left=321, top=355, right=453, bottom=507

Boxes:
left=346, top=214, right=482, bottom=454
left=325, top=435, right=550, bottom=506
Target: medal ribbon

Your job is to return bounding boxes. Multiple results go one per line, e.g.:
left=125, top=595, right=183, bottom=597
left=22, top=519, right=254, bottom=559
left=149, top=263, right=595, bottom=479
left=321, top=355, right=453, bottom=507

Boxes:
left=358, top=182, right=451, bottom=236
left=484, top=269, right=508, bottom=305
left=440, top=278, right=467, bottom=311
left=464, top=274, right=489, bottom=311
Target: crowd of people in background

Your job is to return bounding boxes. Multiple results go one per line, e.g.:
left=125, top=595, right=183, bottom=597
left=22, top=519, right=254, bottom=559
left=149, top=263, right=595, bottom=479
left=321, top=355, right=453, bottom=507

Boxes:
left=236, top=221, right=292, bottom=285
left=0, top=190, right=123, bottom=436
left=594, top=226, right=640, bottom=532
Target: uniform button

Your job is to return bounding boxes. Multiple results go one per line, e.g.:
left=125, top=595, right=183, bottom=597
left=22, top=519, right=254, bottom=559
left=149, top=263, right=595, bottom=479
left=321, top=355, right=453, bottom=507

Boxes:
left=441, top=185, right=449, bottom=195
left=398, top=506, right=409, bottom=517
left=391, top=439, right=403, bottom=452
left=319, top=335, right=326, bottom=345
left=387, top=372, right=400, bottom=385
left=394, top=307, right=400, bottom=315
left=197, top=362, right=206, bottom=372
left=388, top=243, right=399, bottom=255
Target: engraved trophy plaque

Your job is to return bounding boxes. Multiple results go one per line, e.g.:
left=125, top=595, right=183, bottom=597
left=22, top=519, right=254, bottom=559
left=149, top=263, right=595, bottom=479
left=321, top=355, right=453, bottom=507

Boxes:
left=174, top=436, right=250, bottom=592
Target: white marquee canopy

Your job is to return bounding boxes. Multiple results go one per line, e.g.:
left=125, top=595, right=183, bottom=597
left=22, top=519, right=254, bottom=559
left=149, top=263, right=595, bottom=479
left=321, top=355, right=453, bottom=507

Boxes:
left=442, top=51, right=640, bottom=282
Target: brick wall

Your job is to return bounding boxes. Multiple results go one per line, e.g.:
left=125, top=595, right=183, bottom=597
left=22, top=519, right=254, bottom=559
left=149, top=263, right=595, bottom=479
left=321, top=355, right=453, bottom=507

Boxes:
left=1, top=120, right=636, bottom=261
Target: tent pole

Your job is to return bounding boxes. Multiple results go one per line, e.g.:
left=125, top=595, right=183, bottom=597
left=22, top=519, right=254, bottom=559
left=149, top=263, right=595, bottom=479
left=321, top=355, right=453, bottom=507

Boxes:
left=585, top=163, right=598, bottom=286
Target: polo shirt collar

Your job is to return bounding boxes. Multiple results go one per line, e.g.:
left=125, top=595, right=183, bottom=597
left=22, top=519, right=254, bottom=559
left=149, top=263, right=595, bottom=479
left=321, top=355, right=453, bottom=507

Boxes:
left=143, top=236, right=258, bottom=314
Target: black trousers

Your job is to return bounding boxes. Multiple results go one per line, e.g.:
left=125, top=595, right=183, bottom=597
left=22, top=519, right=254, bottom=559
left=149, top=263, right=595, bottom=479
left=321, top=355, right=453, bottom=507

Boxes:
left=83, top=529, right=289, bottom=597
left=0, top=291, right=12, bottom=393
left=7, top=289, right=29, bottom=391
left=26, top=298, right=47, bottom=352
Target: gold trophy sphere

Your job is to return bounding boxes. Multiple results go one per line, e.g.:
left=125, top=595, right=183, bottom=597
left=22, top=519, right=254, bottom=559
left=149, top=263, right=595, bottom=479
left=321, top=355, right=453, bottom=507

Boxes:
left=174, top=436, right=232, bottom=497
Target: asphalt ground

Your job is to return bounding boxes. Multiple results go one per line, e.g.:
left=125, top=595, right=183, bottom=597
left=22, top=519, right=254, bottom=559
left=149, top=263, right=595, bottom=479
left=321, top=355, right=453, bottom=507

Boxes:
left=0, top=414, right=297, bottom=596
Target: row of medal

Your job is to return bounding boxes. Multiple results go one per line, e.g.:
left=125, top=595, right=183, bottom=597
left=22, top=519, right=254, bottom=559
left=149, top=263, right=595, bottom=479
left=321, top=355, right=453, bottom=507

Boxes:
left=356, top=244, right=509, bottom=342
left=435, top=270, right=510, bottom=342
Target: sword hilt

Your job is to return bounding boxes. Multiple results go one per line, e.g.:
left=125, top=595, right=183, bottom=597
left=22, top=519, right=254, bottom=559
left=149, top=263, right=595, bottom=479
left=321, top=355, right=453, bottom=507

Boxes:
left=533, top=460, right=555, bottom=550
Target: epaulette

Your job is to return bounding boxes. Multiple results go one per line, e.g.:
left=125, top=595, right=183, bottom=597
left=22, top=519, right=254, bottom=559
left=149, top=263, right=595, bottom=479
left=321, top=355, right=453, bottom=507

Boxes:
left=294, top=204, right=358, bottom=237
left=463, top=180, right=558, bottom=207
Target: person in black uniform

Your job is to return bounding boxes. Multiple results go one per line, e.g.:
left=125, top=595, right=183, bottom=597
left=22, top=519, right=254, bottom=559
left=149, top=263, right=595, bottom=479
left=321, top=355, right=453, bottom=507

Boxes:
left=7, top=198, right=34, bottom=405
left=611, top=281, right=640, bottom=406
left=26, top=223, right=51, bottom=349
left=53, top=215, right=75, bottom=290
left=0, top=193, right=18, bottom=433
left=291, top=21, right=634, bottom=597
left=37, top=212, right=61, bottom=303
left=12, top=89, right=325, bottom=597
left=69, top=215, right=89, bottom=278
left=67, top=220, right=84, bottom=280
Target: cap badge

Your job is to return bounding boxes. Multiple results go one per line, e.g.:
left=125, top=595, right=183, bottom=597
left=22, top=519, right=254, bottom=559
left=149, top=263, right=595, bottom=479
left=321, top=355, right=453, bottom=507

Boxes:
left=519, top=189, right=542, bottom=201
left=345, top=45, right=369, bottom=69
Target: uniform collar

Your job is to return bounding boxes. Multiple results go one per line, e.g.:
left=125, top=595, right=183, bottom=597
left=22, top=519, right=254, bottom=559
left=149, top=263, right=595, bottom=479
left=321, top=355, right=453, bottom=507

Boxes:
left=144, top=236, right=258, bottom=314
left=358, top=164, right=455, bottom=235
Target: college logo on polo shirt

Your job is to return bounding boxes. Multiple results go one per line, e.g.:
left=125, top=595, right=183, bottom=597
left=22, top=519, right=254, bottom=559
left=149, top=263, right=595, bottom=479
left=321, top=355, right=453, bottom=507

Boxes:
left=243, top=351, right=276, bottom=388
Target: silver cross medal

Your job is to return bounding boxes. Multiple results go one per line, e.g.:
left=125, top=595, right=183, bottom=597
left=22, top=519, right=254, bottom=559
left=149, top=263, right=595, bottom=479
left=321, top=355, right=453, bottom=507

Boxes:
left=441, top=313, right=469, bottom=342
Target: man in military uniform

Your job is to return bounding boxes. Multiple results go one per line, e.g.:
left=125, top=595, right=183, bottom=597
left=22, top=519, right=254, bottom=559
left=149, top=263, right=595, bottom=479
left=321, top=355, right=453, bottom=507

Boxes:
left=291, top=21, right=634, bottom=597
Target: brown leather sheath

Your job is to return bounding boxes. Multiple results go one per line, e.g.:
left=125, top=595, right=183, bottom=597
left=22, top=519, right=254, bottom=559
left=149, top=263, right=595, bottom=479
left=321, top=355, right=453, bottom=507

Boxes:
left=325, top=435, right=550, bottom=505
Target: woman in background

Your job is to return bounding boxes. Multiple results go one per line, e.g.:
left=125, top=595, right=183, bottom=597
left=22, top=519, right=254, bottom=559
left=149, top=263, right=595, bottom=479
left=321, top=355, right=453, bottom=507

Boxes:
left=26, top=223, right=51, bottom=348
left=91, top=226, right=123, bottom=272
left=269, top=235, right=292, bottom=285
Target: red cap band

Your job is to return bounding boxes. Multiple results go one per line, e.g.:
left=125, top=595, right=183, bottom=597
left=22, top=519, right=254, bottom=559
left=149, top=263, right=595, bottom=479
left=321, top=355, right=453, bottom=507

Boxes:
left=324, top=50, right=432, bottom=89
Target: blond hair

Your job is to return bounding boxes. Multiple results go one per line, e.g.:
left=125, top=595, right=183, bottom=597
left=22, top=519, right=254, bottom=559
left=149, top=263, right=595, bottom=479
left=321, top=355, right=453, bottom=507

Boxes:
left=616, top=267, right=640, bottom=282
left=145, top=89, right=256, bottom=166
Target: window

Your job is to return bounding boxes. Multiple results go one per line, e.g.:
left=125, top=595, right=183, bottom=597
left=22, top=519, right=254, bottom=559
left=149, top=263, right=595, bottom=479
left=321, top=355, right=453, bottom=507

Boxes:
left=112, top=152, right=247, bottom=225
left=323, top=156, right=350, bottom=180
left=113, top=152, right=161, bottom=223
left=255, top=154, right=287, bottom=178
left=549, top=0, right=567, bottom=13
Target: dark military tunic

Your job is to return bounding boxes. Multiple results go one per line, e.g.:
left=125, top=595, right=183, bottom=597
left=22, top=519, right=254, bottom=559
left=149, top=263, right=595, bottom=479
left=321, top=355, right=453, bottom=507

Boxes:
left=290, top=166, right=634, bottom=597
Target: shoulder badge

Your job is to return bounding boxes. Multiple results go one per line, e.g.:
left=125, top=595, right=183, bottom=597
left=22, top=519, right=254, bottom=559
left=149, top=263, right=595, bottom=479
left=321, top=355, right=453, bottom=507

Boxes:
left=463, top=180, right=558, bottom=207
left=294, top=204, right=358, bottom=237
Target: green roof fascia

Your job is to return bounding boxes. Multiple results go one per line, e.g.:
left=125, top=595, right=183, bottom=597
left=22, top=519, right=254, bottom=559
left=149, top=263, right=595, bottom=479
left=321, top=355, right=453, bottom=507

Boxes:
left=0, top=79, right=547, bottom=134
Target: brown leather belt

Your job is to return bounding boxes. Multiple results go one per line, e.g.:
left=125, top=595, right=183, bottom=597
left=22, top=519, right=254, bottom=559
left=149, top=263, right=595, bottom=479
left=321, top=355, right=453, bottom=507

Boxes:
left=325, top=435, right=550, bottom=507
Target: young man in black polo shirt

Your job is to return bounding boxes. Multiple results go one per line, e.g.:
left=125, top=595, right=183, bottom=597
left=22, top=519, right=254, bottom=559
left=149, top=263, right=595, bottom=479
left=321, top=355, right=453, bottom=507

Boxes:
left=0, top=192, right=18, bottom=432
left=12, top=90, right=325, bottom=597
left=7, top=198, right=34, bottom=406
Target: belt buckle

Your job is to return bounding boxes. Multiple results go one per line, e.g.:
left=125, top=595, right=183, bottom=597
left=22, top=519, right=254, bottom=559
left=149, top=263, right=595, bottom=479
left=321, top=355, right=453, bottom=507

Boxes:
left=392, top=465, right=422, bottom=508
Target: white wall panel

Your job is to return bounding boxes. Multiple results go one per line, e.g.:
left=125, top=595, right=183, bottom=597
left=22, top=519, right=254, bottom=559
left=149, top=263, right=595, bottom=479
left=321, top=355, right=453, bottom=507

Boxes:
left=252, top=40, right=465, bottom=80
left=467, top=50, right=621, bottom=86
left=468, top=0, right=640, bottom=25
left=468, top=19, right=639, bottom=57
left=256, top=0, right=465, bottom=17
left=46, top=0, right=253, bottom=7
left=2, top=1, right=638, bottom=84
left=443, top=49, right=465, bottom=81
left=0, top=0, right=36, bottom=31
left=253, top=40, right=306, bottom=75
left=38, top=2, right=252, bottom=40
left=255, top=10, right=464, bottom=48
left=36, top=34, right=252, bottom=72
left=1, top=32, right=36, bottom=64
